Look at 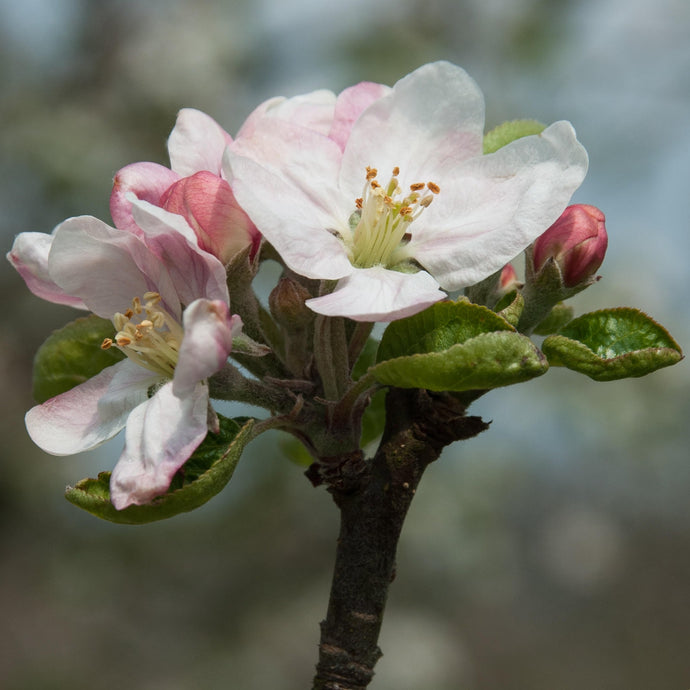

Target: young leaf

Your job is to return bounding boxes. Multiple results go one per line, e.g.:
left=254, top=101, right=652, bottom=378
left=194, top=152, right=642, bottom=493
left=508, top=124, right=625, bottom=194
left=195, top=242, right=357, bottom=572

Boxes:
left=65, top=416, right=254, bottom=524
left=542, top=308, right=683, bottom=380
left=372, top=330, right=547, bottom=392
left=377, top=299, right=514, bottom=363
left=33, top=315, right=125, bottom=403
left=532, top=302, right=575, bottom=335
left=483, top=119, right=546, bottom=154
left=496, top=291, right=525, bottom=328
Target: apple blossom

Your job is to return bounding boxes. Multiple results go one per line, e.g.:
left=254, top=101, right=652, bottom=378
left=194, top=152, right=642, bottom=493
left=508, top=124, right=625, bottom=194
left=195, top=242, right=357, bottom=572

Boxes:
left=110, top=108, right=260, bottom=263
left=532, top=203, right=608, bottom=287
left=226, top=61, right=589, bottom=321
left=8, top=203, right=241, bottom=509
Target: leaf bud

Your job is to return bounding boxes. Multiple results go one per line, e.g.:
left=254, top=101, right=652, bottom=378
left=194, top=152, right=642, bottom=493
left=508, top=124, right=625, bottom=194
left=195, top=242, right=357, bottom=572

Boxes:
left=269, top=277, right=314, bottom=329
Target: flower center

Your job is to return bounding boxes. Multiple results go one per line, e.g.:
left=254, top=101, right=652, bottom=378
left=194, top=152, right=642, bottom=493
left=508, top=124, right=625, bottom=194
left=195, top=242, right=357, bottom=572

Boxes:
left=347, top=166, right=440, bottom=269
left=101, top=292, right=183, bottom=378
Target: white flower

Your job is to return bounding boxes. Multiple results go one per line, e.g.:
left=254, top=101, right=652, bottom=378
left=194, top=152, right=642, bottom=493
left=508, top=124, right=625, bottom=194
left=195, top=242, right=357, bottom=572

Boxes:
left=8, top=201, right=241, bottom=509
left=226, top=61, right=588, bottom=321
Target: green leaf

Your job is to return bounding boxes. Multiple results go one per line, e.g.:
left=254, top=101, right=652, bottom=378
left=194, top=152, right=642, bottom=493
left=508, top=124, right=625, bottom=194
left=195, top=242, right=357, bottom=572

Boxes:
left=496, top=291, right=524, bottom=328
left=532, top=302, right=575, bottom=335
left=373, top=301, right=546, bottom=392
left=483, top=119, right=546, bottom=154
left=372, top=330, right=548, bottom=392
left=377, top=299, right=514, bottom=363
left=33, top=315, right=125, bottom=403
left=65, top=416, right=254, bottom=524
left=352, top=337, right=380, bottom=380
left=542, top=308, right=683, bottom=381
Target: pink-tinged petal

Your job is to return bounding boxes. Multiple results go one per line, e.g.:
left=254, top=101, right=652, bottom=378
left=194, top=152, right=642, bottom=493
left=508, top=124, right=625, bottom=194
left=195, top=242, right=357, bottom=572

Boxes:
left=110, top=162, right=179, bottom=233
left=173, top=299, right=242, bottom=397
left=339, top=61, right=485, bottom=199
left=25, top=360, right=153, bottom=455
left=227, top=142, right=354, bottom=280
left=237, top=90, right=336, bottom=140
left=306, top=266, right=445, bottom=322
left=7, top=230, right=87, bottom=309
left=410, top=121, right=589, bottom=290
left=128, top=197, right=229, bottom=307
left=167, top=108, right=233, bottom=177
left=109, top=381, right=210, bottom=509
left=329, top=81, right=392, bottom=151
left=48, top=216, right=180, bottom=319
left=160, top=171, right=261, bottom=263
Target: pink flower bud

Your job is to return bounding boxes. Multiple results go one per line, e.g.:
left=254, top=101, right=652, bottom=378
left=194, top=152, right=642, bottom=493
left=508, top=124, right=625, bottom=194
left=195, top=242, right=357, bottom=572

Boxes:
left=499, top=263, right=520, bottom=293
left=161, top=171, right=261, bottom=264
left=533, top=204, right=608, bottom=287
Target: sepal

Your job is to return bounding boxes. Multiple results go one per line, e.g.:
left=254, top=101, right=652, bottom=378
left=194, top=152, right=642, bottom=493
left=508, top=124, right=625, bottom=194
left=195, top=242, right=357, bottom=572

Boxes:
left=65, top=416, right=254, bottom=523
left=542, top=308, right=682, bottom=380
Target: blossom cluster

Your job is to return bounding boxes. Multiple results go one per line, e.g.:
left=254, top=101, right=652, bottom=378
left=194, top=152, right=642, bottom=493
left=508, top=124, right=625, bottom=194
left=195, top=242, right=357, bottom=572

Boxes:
left=7, top=61, right=594, bottom=509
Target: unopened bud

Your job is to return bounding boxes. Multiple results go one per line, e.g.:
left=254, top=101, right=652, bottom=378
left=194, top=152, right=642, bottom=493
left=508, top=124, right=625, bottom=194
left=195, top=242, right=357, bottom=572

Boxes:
left=533, top=204, right=608, bottom=287
left=161, top=171, right=261, bottom=264
left=269, top=277, right=314, bottom=328
left=498, top=263, right=520, bottom=293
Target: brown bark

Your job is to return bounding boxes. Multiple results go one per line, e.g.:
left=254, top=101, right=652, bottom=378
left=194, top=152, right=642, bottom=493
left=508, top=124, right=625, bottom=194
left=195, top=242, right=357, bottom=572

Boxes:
left=311, top=388, right=489, bottom=689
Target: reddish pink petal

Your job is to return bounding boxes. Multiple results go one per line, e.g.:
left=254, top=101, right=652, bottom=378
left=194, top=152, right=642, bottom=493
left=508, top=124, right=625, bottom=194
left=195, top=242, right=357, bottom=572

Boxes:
left=110, top=162, right=179, bottom=233
left=161, top=171, right=260, bottom=263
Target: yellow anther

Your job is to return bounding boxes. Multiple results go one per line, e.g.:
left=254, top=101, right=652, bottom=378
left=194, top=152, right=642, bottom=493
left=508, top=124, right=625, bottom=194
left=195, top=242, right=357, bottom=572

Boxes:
left=427, top=181, right=441, bottom=194
left=101, top=338, right=113, bottom=350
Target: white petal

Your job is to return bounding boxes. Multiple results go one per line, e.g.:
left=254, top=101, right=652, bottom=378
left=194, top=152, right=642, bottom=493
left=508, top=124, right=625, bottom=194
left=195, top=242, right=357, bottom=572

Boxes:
left=128, top=197, right=230, bottom=307
left=329, top=82, right=392, bottom=151
left=411, top=121, right=589, bottom=290
left=306, top=266, right=445, bottom=322
left=228, top=144, right=354, bottom=280
left=48, top=215, right=179, bottom=319
left=25, top=360, right=153, bottom=456
left=339, top=61, right=485, bottom=198
left=109, top=381, right=210, bottom=509
left=7, top=230, right=87, bottom=309
left=173, top=299, right=241, bottom=398
left=237, top=90, right=336, bottom=139
left=168, top=108, right=233, bottom=177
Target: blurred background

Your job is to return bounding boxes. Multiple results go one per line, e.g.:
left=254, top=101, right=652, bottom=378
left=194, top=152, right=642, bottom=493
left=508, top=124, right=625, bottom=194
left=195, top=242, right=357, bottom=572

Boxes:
left=1, top=0, right=688, bottom=688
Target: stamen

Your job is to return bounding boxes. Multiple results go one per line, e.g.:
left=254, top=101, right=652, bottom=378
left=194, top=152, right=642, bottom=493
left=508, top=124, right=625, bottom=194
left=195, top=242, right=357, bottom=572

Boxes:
left=108, top=294, right=183, bottom=378
left=347, top=165, right=440, bottom=269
